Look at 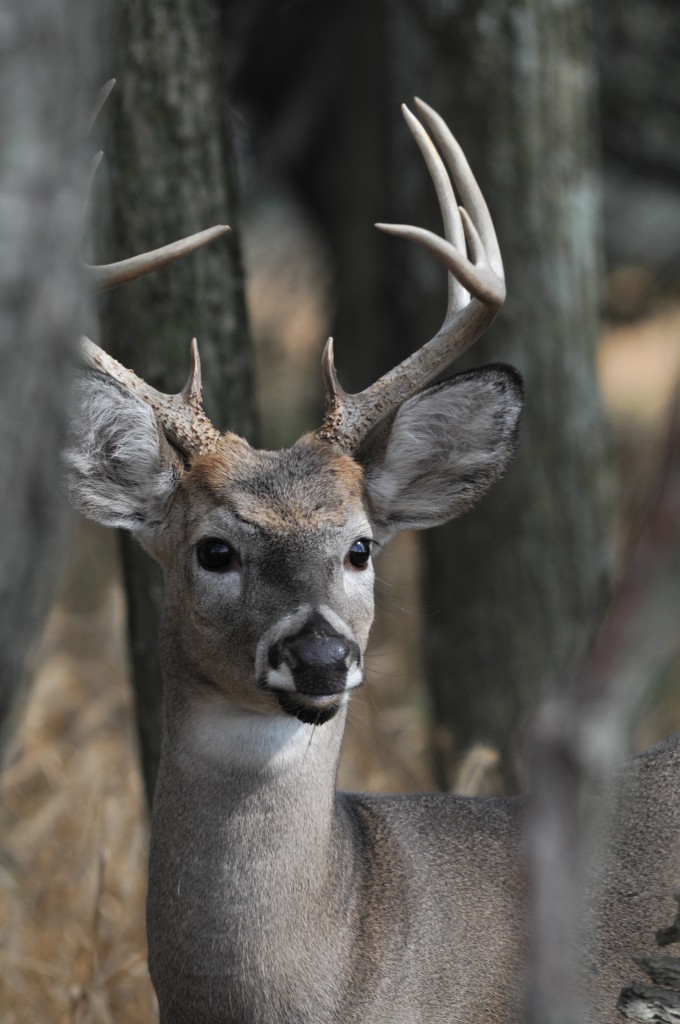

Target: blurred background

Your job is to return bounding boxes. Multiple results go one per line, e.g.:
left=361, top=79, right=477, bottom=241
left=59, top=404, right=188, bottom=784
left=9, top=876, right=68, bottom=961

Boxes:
left=1, top=1, right=679, bottom=1020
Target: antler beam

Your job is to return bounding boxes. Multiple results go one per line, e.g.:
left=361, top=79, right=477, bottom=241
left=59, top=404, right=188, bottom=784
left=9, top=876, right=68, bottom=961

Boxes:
left=316, top=98, right=506, bottom=453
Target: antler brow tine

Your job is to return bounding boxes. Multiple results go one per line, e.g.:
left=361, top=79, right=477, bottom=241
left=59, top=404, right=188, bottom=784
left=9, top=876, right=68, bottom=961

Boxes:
left=316, top=99, right=506, bottom=453
left=80, top=335, right=222, bottom=456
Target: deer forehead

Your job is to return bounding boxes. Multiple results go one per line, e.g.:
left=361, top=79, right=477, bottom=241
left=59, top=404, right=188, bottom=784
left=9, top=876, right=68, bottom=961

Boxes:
left=181, top=435, right=367, bottom=537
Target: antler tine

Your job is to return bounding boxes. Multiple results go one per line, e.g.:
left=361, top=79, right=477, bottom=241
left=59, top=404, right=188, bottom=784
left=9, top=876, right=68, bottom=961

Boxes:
left=414, top=97, right=503, bottom=279
left=85, top=223, right=232, bottom=292
left=399, top=103, right=468, bottom=310
left=88, top=78, right=117, bottom=134
left=316, top=100, right=506, bottom=453
left=80, top=335, right=222, bottom=456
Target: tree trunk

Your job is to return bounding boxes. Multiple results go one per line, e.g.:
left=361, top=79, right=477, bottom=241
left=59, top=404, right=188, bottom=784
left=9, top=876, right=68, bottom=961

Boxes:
left=98, top=0, right=257, bottom=804
left=0, top=0, right=104, bottom=759
left=392, top=0, right=615, bottom=789
left=224, top=0, right=402, bottom=400
left=595, top=0, right=680, bottom=285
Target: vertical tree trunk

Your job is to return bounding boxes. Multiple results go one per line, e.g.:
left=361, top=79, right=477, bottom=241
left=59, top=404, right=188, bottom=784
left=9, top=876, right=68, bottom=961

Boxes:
left=0, top=0, right=104, bottom=759
left=394, top=0, right=615, bottom=789
left=99, top=0, right=257, bottom=804
left=225, top=0, right=401, bottom=399
left=595, top=0, right=680, bottom=281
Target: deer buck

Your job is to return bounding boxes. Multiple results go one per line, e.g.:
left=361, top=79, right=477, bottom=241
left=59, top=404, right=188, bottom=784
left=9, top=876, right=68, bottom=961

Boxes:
left=65, top=99, right=680, bottom=1023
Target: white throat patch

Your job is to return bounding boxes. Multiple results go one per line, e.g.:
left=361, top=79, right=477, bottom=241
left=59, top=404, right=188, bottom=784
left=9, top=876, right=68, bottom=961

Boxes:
left=182, top=698, right=340, bottom=771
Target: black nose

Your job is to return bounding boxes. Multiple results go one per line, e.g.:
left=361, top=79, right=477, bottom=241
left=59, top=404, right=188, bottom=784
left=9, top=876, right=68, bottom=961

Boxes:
left=269, top=612, right=359, bottom=696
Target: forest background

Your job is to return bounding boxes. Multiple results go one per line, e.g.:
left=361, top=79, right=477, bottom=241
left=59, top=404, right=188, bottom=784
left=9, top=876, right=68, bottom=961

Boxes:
left=1, top=1, right=679, bottom=1021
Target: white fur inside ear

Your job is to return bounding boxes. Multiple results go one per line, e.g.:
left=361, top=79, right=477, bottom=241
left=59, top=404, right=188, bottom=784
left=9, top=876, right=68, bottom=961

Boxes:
left=363, top=366, right=523, bottom=536
left=64, top=372, right=180, bottom=532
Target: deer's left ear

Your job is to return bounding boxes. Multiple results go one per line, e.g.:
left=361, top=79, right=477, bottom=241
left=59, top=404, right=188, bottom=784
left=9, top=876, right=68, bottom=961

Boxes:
left=361, top=365, right=523, bottom=539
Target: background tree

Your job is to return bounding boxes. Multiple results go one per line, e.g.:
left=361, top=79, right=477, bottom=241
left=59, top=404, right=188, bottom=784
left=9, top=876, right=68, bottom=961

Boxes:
left=0, top=0, right=105, bottom=759
left=596, top=0, right=680, bottom=289
left=97, top=0, right=257, bottom=803
left=402, top=0, right=615, bottom=789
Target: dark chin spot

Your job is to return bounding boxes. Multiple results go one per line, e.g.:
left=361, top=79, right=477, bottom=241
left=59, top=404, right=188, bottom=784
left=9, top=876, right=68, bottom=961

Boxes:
left=275, top=691, right=340, bottom=726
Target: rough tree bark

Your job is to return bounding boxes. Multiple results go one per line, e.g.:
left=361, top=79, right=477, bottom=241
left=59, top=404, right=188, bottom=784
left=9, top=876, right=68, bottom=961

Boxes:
left=0, top=0, right=104, bottom=760
left=98, top=0, right=257, bottom=804
left=394, top=0, right=615, bottom=789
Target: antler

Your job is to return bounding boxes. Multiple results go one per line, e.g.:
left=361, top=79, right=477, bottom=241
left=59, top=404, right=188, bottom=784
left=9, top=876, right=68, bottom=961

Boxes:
left=80, top=336, right=223, bottom=456
left=82, top=79, right=228, bottom=456
left=316, top=98, right=506, bottom=452
left=85, top=223, right=232, bottom=293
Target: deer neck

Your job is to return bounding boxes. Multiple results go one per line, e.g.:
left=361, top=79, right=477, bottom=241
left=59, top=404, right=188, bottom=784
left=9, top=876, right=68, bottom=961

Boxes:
left=150, top=647, right=349, bottom=893
left=147, top=660, right=353, bottom=1015
left=156, top=666, right=346, bottom=839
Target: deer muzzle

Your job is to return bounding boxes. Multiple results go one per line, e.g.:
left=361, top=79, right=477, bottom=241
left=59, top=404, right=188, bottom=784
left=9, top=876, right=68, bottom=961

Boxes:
left=257, top=607, right=363, bottom=725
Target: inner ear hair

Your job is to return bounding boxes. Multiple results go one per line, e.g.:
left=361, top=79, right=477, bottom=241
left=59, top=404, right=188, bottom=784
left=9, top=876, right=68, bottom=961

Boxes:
left=64, top=370, right=186, bottom=535
left=360, top=363, right=524, bottom=537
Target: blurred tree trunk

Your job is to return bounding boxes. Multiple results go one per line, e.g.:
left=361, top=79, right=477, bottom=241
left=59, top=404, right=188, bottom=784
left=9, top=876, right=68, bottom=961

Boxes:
left=596, top=0, right=680, bottom=184
left=224, top=0, right=402, bottom=399
left=595, top=0, right=680, bottom=286
left=392, top=0, right=615, bottom=789
left=99, top=0, right=257, bottom=805
left=0, top=1, right=104, bottom=760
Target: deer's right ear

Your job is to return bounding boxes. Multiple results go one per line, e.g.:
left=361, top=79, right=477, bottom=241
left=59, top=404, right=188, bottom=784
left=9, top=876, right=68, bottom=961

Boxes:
left=64, top=372, right=183, bottom=534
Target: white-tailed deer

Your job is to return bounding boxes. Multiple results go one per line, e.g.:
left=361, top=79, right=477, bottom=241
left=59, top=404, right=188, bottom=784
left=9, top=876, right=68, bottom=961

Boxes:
left=65, top=100, right=680, bottom=1023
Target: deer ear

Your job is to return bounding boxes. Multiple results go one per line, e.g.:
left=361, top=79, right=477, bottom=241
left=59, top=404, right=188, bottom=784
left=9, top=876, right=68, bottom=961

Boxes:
left=361, top=365, right=523, bottom=539
left=64, top=372, right=183, bottom=536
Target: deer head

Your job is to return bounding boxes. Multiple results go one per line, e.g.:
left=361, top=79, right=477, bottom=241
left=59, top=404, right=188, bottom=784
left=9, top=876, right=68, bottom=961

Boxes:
left=65, top=99, right=522, bottom=727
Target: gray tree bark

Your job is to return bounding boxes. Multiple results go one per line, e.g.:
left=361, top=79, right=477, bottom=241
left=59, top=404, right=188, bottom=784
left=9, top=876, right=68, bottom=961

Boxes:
left=98, top=0, right=257, bottom=804
left=0, top=1, right=104, bottom=759
left=392, top=0, right=615, bottom=789
left=595, top=0, right=680, bottom=283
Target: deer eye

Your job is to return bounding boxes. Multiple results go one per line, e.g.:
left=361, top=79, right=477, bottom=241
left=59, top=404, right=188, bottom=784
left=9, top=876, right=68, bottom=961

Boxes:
left=197, top=539, right=240, bottom=573
left=346, top=538, right=372, bottom=570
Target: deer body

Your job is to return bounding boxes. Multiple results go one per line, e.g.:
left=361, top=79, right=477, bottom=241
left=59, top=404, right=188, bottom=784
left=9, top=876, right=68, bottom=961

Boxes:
left=66, top=99, right=680, bottom=1023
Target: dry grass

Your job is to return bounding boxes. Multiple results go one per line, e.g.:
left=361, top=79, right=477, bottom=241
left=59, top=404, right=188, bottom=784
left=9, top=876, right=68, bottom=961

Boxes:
left=0, top=530, right=157, bottom=1024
